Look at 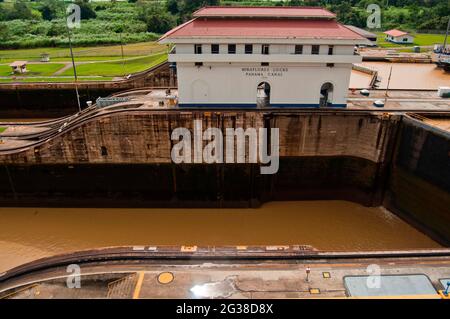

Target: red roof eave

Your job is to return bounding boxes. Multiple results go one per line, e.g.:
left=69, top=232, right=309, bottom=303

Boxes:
left=383, top=29, right=409, bottom=37
left=159, top=18, right=367, bottom=42
left=192, top=6, right=336, bottom=18
left=159, top=18, right=198, bottom=42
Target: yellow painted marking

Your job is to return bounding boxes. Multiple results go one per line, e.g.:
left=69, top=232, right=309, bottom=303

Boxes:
left=438, top=291, right=450, bottom=299
left=132, top=272, right=145, bottom=299
left=158, top=272, right=174, bottom=284
left=309, top=288, right=321, bottom=294
left=265, top=245, right=290, bottom=251
left=181, top=246, right=197, bottom=252
left=349, top=294, right=441, bottom=299
left=304, top=294, right=441, bottom=299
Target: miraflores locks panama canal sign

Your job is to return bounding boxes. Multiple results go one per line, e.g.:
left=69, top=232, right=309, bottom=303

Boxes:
left=242, top=67, right=289, bottom=77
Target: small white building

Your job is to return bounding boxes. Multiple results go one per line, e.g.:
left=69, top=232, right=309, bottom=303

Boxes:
left=9, top=61, right=28, bottom=74
left=384, top=29, right=414, bottom=44
left=159, top=6, right=367, bottom=108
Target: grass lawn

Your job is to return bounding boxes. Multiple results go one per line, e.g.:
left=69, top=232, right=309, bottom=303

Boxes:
left=0, top=77, right=114, bottom=83
left=61, top=53, right=168, bottom=77
left=0, top=127, right=6, bottom=133
left=0, top=42, right=167, bottom=63
left=26, top=64, right=65, bottom=76
left=0, top=65, right=11, bottom=77
left=376, top=32, right=446, bottom=48
left=0, top=63, right=65, bottom=77
left=0, top=41, right=169, bottom=82
left=50, top=56, right=138, bottom=62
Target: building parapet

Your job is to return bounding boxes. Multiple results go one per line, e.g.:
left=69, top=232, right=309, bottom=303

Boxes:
left=169, top=53, right=362, bottom=64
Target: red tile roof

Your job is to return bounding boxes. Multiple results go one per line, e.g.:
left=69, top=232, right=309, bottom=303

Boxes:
left=193, top=6, right=336, bottom=18
left=384, top=29, right=409, bottom=37
left=160, top=18, right=365, bottom=41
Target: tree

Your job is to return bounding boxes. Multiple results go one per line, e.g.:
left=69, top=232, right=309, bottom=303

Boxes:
left=74, top=0, right=97, bottom=20
left=167, top=0, right=179, bottom=15
left=8, top=0, right=35, bottom=20
left=137, top=2, right=176, bottom=34
left=287, top=0, right=303, bottom=5
left=178, top=0, right=220, bottom=20
left=0, top=23, right=8, bottom=41
left=38, top=0, right=63, bottom=21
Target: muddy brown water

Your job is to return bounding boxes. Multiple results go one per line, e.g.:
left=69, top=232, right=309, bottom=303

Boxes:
left=350, top=62, right=450, bottom=89
left=0, top=201, right=440, bottom=273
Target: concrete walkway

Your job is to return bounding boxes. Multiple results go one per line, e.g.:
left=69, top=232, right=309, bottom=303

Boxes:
left=1, top=255, right=449, bottom=299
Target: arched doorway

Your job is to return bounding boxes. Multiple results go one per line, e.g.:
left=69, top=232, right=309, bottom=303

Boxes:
left=257, top=82, right=271, bottom=108
left=320, top=82, right=333, bottom=107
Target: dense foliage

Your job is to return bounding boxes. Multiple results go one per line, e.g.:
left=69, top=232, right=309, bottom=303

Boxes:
left=0, top=1, right=159, bottom=48
left=0, top=0, right=448, bottom=49
left=223, top=0, right=449, bottom=31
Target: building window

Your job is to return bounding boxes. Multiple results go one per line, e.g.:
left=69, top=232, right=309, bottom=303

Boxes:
left=328, top=46, right=334, bottom=55
left=262, top=44, right=270, bottom=55
left=101, top=146, right=108, bottom=156
left=245, top=44, right=253, bottom=54
left=228, top=44, right=236, bottom=54
left=194, top=44, right=202, bottom=54
left=195, top=62, right=203, bottom=67
left=261, top=62, right=269, bottom=66
left=211, top=44, right=219, bottom=54
left=295, top=45, right=303, bottom=54
left=312, top=45, right=320, bottom=55
left=403, top=38, right=408, bottom=42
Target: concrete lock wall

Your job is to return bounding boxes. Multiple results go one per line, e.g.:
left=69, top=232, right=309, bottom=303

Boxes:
left=0, top=112, right=394, bottom=165
left=0, top=63, right=176, bottom=118
left=0, top=111, right=448, bottom=245
left=385, top=115, right=450, bottom=245
left=0, top=111, right=397, bottom=209
left=176, top=62, right=352, bottom=107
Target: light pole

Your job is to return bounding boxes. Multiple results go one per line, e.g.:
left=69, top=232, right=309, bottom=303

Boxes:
left=65, top=4, right=81, bottom=112
left=66, top=25, right=81, bottom=112
left=115, top=26, right=126, bottom=77
left=384, top=65, right=392, bottom=104
left=443, top=17, right=450, bottom=51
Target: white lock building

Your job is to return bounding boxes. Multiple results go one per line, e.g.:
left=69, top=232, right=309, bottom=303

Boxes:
left=159, top=6, right=367, bottom=108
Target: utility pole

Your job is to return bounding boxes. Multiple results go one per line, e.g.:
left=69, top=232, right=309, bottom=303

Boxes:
left=115, top=26, right=126, bottom=77
left=443, top=17, right=450, bottom=50
left=66, top=27, right=81, bottom=112
left=120, top=31, right=125, bottom=77
left=385, top=65, right=393, bottom=105
left=65, top=5, right=81, bottom=113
